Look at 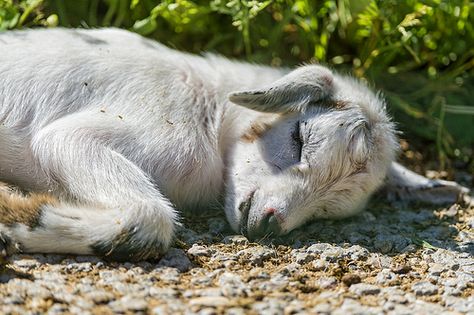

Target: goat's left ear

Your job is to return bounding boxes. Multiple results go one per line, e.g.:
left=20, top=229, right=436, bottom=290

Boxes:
left=229, top=65, right=334, bottom=113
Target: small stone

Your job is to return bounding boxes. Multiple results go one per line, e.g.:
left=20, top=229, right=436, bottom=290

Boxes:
left=347, top=232, right=371, bottom=244
left=86, top=291, right=115, bottom=304
left=153, top=267, right=181, bottom=283
left=443, top=296, right=474, bottom=313
left=294, top=252, right=314, bottom=264
left=279, top=263, right=299, bottom=276
left=349, top=283, right=381, bottom=295
left=2, top=295, right=24, bottom=305
left=345, top=245, right=369, bottom=260
left=312, top=303, right=332, bottom=314
left=428, top=263, right=446, bottom=276
left=251, top=299, right=285, bottom=314
left=341, top=273, right=361, bottom=286
left=158, top=247, right=193, bottom=272
left=321, top=247, right=344, bottom=261
left=376, top=269, right=398, bottom=285
left=388, top=294, right=408, bottom=304
left=222, top=235, right=249, bottom=245
left=187, top=244, right=213, bottom=258
left=317, top=277, right=338, bottom=289
left=306, top=243, right=332, bottom=254
left=66, top=262, right=93, bottom=272
left=391, top=264, right=411, bottom=274
left=149, top=287, right=179, bottom=299
left=467, top=217, right=474, bottom=229
left=225, top=307, right=246, bottom=315
left=13, top=259, right=40, bottom=269
left=258, top=274, right=289, bottom=291
left=443, top=286, right=462, bottom=297
left=189, top=296, right=230, bottom=307
left=411, top=281, right=438, bottom=296
left=75, top=255, right=103, bottom=263
left=110, top=297, right=148, bottom=312
left=48, top=303, right=68, bottom=314
left=218, top=272, right=247, bottom=297
left=238, top=247, right=276, bottom=266
left=401, top=244, right=417, bottom=253
left=444, top=204, right=459, bottom=217
left=311, top=259, right=328, bottom=271
left=373, top=236, right=393, bottom=254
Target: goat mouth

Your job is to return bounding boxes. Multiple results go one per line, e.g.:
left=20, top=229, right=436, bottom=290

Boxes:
left=238, top=190, right=255, bottom=236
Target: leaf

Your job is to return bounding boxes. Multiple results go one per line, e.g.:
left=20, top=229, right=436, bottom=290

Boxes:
left=132, top=16, right=157, bottom=35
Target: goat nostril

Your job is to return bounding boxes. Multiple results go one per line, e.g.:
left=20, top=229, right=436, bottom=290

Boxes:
left=247, top=208, right=283, bottom=240
left=266, top=214, right=281, bottom=235
left=257, top=210, right=281, bottom=237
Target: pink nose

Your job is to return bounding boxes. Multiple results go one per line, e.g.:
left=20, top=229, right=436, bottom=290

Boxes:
left=264, top=207, right=277, bottom=215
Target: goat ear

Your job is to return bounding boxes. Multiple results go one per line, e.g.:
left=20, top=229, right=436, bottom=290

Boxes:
left=228, top=65, right=334, bottom=113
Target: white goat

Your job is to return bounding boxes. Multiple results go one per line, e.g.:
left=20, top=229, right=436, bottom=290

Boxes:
left=0, top=28, right=469, bottom=260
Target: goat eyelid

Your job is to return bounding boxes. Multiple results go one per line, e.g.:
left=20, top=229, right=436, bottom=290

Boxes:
left=292, top=120, right=304, bottom=161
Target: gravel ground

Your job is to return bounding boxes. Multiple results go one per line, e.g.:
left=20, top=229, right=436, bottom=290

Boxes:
left=1, top=197, right=473, bottom=314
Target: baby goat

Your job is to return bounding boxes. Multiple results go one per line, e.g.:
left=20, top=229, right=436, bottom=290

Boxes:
left=0, top=28, right=469, bottom=260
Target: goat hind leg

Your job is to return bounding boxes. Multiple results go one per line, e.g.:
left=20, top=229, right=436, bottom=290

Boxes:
left=4, top=113, right=178, bottom=261
left=384, top=162, right=471, bottom=205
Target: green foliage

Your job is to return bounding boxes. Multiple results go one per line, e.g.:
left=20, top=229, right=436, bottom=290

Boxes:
left=0, top=0, right=56, bottom=29
left=0, top=0, right=473, bottom=170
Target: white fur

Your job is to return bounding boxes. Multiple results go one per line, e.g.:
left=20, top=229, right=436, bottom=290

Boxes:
left=0, top=28, right=468, bottom=259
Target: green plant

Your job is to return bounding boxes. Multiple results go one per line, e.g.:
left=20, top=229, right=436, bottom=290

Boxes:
left=0, top=0, right=472, bottom=172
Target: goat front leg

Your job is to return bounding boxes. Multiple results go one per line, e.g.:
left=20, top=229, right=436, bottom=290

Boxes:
left=0, top=113, right=177, bottom=261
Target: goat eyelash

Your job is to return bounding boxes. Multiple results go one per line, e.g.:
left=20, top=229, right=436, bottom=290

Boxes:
left=292, top=121, right=303, bottom=161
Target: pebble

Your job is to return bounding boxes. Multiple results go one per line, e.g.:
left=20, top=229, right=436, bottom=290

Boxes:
left=294, top=252, right=315, bottom=264
left=218, top=272, right=247, bottom=297
left=349, top=283, right=381, bottom=295
left=110, top=296, right=148, bottom=312
left=428, top=263, right=446, bottom=276
left=345, top=245, right=369, bottom=260
left=376, top=269, right=398, bottom=284
left=189, top=296, right=230, bottom=307
left=341, top=273, right=361, bottom=286
left=86, top=291, right=115, bottom=304
left=187, top=244, right=213, bottom=258
left=321, top=247, right=344, bottom=261
left=311, top=259, right=328, bottom=271
left=157, top=248, right=193, bottom=272
left=222, top=235, right=249, bottom=245
left=411, top=281, right=439, bottom=296
left=306, top=243, right=332, bottom=254
left=391, top=264, right=411, bottom=274
left=317, top=277, right=338, bottom=289
left=238, top=247, right=276, bottom=266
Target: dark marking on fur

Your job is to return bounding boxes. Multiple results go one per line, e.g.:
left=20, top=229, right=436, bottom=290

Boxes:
left=91, top=227, right=165, bottom=262
left=72, top=31, right=107, bottom=45
left=0, top=183, right=58, bottom=229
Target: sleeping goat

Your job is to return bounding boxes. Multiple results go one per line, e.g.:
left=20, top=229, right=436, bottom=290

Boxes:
left=0, top=28, right=469, bottom=260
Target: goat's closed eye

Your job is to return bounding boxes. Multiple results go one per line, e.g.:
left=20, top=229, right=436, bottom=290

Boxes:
left=291, top=121, right=303, bottom=161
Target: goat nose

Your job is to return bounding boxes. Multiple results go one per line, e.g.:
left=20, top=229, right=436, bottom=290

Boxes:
left=248, top=209, right=282, bottom=240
